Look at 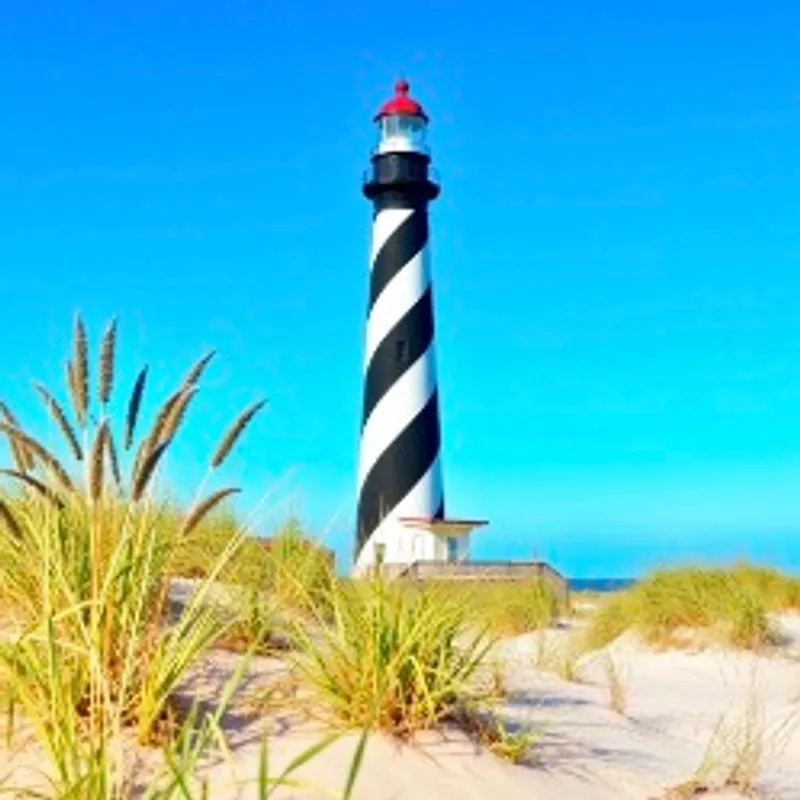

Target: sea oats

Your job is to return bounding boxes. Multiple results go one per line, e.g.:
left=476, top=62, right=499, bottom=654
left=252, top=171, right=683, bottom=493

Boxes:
left=0, top=401, right=20, bottom=427
left=147, top=388, right=183, bottom=450
left=105, top=427, right=122, bottom=488
left=124, top=366, right=147, bottom=450
left=210, top=399, right=267, bottom=469
left=65, top=359, right=75, bottom=401
left=99, top=317, right=117, bottom=406
left=131, top=439, right=170, bottom=502
left=181, top=487, right=240, bottom=537
left=0, top=469, right=64, bottom=509
left=33, top=382, right=83, bottom=462
left=7, top=438, right=32, bottom=474
left=0, top=422, right=74, bottom=493
left=0, top=499, right=22, bottom=540
left=161, top=386, right=196, bottom=443
left=71, top=313, right=89, bottom=426
left=0, top=401, right=35, bottom=471
left=88, top=422, right=108, bottom=501
left=182, top=350, right=216, bottom=388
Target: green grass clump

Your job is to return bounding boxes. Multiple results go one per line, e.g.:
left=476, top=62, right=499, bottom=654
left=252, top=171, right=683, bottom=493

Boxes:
left=0, top=314, right=269, bottom=796
left=728, top=563, right=800, bottom=611
left=168, top=511, right=335, bottom=611
left=466, top=579, right=564, bottom=636
left=583, top=564, right=798, bottom=652
left=288, top=577, right=494, bottom=737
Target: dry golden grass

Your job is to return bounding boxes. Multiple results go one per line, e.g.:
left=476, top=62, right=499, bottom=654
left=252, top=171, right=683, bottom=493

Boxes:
left=531, top=634, right=586, bottom=683
left=660, top=676, right=798, bottom=799
left=600, top=652, right=629, bottom=715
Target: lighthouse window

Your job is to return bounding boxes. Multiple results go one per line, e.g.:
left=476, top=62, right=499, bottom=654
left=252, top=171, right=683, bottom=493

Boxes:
left=379, top=115, right=428, bottom=153
left=395, top=339, right=408, bottom=363
left=383, top=116, right=401, bottom=137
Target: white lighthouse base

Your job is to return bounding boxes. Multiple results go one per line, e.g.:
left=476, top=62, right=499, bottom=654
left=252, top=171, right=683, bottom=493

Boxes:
left=352, top=516, right=487, bottom=577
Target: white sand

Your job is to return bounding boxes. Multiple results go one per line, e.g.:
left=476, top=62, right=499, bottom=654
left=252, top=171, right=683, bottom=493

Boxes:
left=3, top=613, right=799, bottom=799
left=175, top=612, right=800, bottom=800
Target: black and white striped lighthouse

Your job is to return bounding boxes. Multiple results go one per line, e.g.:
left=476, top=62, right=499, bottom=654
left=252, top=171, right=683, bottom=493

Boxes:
left=354, top=79, right=450, bottom=573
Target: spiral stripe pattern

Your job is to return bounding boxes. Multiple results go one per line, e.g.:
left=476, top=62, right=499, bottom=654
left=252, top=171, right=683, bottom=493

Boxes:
left=355, top=201, right=445, bottom=567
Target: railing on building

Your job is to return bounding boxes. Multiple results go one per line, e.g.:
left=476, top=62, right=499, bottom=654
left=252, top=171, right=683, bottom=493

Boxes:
left=375, top=559, right=569, bottom=606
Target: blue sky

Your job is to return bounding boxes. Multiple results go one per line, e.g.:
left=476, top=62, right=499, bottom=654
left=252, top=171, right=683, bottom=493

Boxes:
left=2, top=1, right=800, bottom=577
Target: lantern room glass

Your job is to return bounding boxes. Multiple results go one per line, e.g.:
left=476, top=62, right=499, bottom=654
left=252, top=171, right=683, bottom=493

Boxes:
left=376, top=113, right=428, bottom=154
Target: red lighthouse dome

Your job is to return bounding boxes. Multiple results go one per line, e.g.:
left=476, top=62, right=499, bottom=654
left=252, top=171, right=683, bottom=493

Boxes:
left=375, top=79, right=429, bottom=122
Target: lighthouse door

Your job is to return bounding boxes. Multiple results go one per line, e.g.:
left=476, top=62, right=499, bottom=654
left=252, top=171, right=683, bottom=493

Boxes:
left=446, top=536, right=459, bottom=562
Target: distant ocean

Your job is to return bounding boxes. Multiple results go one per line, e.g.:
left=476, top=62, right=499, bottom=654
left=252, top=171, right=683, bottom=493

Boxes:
left=568, top=578, right=636, bottom=593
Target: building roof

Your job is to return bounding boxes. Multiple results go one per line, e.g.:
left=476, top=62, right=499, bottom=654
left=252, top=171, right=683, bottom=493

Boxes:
left=398, top=516, right=489, bottom=537
left=375, top=79, right=429, bottom=122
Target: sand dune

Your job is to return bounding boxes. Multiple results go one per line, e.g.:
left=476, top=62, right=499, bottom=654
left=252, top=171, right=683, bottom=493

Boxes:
left=3, top=613, right=799, bottom=798
left=175, top=613, right=800, bottom=799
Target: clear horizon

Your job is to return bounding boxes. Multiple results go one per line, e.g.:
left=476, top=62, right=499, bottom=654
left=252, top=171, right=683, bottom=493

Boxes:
left=2, top=1, right=800, bottom=578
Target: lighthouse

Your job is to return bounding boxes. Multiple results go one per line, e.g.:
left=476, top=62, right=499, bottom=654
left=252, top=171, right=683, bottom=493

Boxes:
left=354, top=80, right=485, bottom=575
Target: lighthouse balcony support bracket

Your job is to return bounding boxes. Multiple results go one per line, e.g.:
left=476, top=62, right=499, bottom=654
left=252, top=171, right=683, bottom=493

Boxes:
left=363, top=152, right=440, bottom=205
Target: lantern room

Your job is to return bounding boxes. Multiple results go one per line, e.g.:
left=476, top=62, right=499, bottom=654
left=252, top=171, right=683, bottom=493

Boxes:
left=374, top=79, right=429, bottom=155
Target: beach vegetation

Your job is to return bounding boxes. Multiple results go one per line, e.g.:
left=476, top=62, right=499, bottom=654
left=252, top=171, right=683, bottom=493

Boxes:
left=583, top=565, right=799, bottom=651
left=0, top=316, right=364, bottom=798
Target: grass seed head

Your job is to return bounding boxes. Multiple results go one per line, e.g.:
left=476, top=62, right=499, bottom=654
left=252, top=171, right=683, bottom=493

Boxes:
left=181, top=488, right=241, bottom=537
left=0, top=401, right=35, bottom=472
left=105, top=426, right=122, bottom=488
left=71, top=312, right=90, bottom=427
left=161, top=386, right=196, bottom=444
left=211, top=399, right=266, bottom=469
left=182, top=350, right=216, bottom=388
left=33, top=381, right=83, bottom=462
left=131, top=438, right=170, bottom=501
left=125, top=366, right=148, bottom=450
left=88, top=421, right=109, bottom=501
left=0, top=421, right=74, bottom=493
left=99, top=317, right=117, bottom=406
left=0, top=468, right=64, bottom=508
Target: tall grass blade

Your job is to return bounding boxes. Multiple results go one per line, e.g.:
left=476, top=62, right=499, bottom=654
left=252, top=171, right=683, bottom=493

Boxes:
left=0, top=498, right=23, bottom=539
